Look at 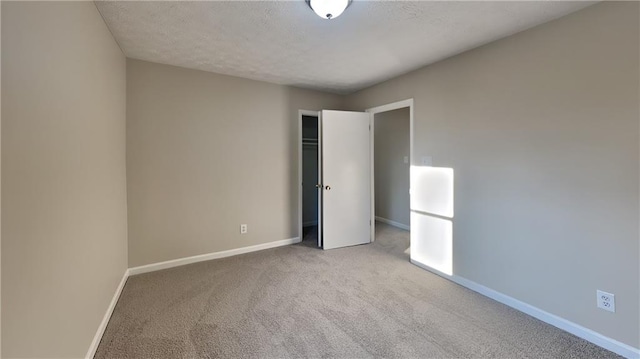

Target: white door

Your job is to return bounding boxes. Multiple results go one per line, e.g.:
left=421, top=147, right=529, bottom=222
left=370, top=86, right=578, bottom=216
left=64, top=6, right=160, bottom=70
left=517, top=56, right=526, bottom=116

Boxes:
left=320, top=110, right=371, bottom=250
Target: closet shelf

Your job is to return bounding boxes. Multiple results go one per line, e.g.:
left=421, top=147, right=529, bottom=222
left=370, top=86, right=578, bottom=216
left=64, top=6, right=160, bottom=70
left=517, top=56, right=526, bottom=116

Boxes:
left=302, top=137, right=318, bottom=146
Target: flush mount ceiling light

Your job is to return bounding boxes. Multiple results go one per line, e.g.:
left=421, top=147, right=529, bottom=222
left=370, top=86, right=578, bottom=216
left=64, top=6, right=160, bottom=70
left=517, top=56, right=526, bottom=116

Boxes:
left=306, top=0, right=352, bottom=20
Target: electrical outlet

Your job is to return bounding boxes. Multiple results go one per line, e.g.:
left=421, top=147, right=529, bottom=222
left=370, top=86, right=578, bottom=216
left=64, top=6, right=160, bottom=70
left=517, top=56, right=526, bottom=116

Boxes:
left=240, top=224, right=248, bottom=234
left=596, top=290, right=615, bottom=313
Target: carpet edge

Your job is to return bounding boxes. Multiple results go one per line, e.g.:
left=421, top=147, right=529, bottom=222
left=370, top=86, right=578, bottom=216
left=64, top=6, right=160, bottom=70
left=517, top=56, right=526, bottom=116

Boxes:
left=410, top=259, right=640, bottom=359
left=128, top=237, right=301, bottom=276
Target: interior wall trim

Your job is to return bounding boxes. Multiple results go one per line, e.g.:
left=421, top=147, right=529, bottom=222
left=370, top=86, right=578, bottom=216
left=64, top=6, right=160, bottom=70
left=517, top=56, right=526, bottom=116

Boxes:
left=86, top=236, right=301, bottom=358
left=410, top=259, right=640, bottom=359
left=128, top=237, right=301, bottom=276
left=374, top=216, right=410, bottom=231
left=85, top=269, right=130, bottom=359
left=88, top=241, right=637, bottom=358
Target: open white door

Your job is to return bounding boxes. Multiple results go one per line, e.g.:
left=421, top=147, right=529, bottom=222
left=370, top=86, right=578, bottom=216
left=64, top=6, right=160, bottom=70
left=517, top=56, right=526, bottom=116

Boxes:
left=320, top=110, right=371, bottom=250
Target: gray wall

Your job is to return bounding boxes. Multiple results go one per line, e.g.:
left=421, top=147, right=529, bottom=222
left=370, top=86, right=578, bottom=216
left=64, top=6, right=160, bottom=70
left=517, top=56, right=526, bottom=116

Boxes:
left=1, top=2, right=128, bottom=357
left=346, top=2, right=639, bottom=348
left=126, top=59, right=344, bottom=267
left=374, top=108, right=410, bottom=227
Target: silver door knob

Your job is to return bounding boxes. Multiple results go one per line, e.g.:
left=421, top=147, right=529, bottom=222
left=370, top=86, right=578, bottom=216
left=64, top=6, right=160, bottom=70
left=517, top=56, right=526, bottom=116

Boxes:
left=325, top=185, right=331, bottom=190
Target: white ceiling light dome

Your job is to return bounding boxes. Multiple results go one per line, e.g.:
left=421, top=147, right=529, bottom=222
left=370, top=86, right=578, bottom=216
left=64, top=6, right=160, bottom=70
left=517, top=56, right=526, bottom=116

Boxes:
left=307, top=0, right=351, bottom=20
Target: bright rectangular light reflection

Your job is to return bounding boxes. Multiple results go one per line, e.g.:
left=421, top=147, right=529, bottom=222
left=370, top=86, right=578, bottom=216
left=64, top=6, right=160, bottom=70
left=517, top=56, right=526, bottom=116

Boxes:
left=411, top=212, right=453, bottom=276
left=410, top=166, right=454, bottom=218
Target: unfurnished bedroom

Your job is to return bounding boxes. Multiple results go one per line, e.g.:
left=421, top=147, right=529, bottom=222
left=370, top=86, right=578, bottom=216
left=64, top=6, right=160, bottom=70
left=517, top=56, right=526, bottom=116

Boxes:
left=1, top=1, right=639, bottom=358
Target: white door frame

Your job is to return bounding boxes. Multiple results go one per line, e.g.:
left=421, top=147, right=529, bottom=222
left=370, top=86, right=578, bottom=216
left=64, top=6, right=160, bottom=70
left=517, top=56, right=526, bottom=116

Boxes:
left=365, top=98, right=414, bottom=242
left=298, top=100, right=414, bottom=245
left=298, top=110, right=320, bottom=241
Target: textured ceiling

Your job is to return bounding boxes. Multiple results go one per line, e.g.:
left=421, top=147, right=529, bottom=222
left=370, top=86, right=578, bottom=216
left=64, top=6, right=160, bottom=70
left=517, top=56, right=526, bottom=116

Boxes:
left=95, top=1, right=596, bottom=94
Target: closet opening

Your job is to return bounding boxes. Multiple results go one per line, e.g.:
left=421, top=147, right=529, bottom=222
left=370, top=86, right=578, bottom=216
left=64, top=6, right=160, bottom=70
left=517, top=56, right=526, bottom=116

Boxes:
left=299, top=112, right=320, bottom=247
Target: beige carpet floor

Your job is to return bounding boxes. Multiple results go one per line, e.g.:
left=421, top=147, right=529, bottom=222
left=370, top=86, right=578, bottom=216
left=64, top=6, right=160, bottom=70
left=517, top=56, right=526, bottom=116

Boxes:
left=95, top=223, right=620, bottom=358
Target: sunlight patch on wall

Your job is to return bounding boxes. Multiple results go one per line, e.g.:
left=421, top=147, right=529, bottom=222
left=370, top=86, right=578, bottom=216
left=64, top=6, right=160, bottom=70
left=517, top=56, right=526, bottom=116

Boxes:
left=410, top=166, right=454, bottom=218
left=410, top=165, right=454, bottom=276
left=411, top=212, right=453, bottom=275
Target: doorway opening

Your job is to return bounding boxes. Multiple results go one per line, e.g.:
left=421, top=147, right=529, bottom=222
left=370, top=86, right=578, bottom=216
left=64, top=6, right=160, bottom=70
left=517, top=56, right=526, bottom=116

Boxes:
left=366, top=99, right=414, bottom=249
left=373, top=108, right=410, bottom=229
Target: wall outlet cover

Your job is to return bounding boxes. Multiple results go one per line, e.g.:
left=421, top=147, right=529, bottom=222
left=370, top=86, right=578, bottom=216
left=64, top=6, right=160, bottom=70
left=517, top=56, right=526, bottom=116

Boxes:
left=596, top=290, right=615, bottom=313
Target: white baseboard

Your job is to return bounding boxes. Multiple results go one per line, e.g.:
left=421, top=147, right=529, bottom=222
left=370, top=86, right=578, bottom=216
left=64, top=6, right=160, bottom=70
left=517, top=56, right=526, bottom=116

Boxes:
left=87, top=237, right=301, bottom=358
left=375, top=216, right=410, bottom=231
left=86, top=269, right=129, bottom=359
left=411, top=259, right=640, bottom=359
left=128, top=237, right=301, bottom=276
left=303, top=221, right=318, bottom=227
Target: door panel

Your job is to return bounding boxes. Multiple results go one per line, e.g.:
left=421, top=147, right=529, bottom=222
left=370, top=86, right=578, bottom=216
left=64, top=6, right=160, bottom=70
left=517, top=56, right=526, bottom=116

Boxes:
left=317, top=111, right=323, bottom=248
left=321, top=110, right=371, bottom=250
